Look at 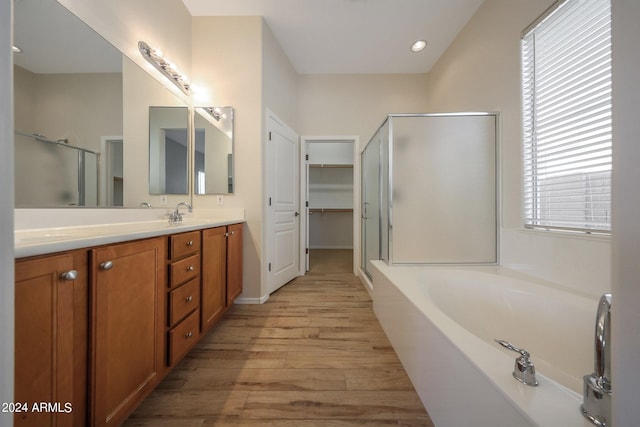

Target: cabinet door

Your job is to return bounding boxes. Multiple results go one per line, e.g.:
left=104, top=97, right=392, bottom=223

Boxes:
left=201, top=226, right=226, bottom=333
left=15, top=250, right=88, bottom=427
left=91, top=237, right=165, bottom=427
left=226, top=223, right=243, bottom=305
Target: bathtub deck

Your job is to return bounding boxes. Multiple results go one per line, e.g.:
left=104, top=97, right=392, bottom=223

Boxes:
left=123, top=268, right=433, bottom=426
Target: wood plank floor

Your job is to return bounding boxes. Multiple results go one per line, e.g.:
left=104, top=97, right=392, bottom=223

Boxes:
left=124, top=251, right=433, bottom=426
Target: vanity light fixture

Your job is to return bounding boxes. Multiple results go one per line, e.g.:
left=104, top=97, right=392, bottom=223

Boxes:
left=138, top=41, right=190, bottom=95
left=204, top=107, right=225, bottom=122
left=410, top=39, right=427, bottom=52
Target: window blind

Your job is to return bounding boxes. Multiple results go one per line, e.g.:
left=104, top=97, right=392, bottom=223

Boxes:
left=522, top=0, right=612, bottom=232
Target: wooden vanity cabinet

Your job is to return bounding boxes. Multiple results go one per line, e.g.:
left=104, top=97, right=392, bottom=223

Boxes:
left=167, top=231, right=201, bottom=366
left=14, top=222, right=243, bottom=427
left=90, top=237, right=166, bottom=427
left=14, top=250, right=88, bottom=427
left=201, top=227, right=227, bottom=333
left=201, top=224, right=244, bottom=332
left=226, top=223, right=243, bottom=305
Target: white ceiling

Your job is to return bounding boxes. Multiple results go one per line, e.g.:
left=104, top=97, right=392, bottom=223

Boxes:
left=182, top=0, right=485, bottom=75
left=13, top=0, right=122, bottom=74
left=13, top=0, right=484, bottom=76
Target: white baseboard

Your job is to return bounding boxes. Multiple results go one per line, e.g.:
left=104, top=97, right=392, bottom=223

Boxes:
left=234, top=294, right=269, bottom=304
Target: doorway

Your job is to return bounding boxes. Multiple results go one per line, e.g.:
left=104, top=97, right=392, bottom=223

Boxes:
left=302, top=137, right=358, bottom=274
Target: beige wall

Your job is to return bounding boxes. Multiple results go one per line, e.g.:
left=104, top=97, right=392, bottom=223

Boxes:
left=261, top=21, right=299, bottom=128
left=425, top=0, right=610, bottom=297
left=297, top=74, right=429, bottom=149
left=1, top=0, right=14, bottom=421
left=58, top=0, right=192, bottom=95
left=122, top=56, right=190, bottom=208
left=191, top=16, right=269, bottom=300
left=14, top=67, right=122, bottom=152
left=611, top=0, right=640, bottom=423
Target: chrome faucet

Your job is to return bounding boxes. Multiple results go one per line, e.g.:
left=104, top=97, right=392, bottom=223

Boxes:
left=581, top=293, right=612, bottom=427
left=495, top=339, right=538, bottom=386
left=169, top=201, right=192, bottom=224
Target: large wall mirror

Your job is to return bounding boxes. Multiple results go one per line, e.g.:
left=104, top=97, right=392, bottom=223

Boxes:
left=13, top=0, right=189, bottom=208
left=194, top=107, right=234, bottom=194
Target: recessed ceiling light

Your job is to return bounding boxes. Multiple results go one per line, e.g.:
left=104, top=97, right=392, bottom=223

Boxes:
left=12, top=45, right=22, bottom=53
left=410, top=40, right=427, bottom=53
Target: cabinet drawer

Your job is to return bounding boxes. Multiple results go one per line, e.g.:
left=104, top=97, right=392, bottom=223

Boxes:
left=169, top=254, right=200, bottom=288
left=168, top=309, right=200, bottom=366
left=170, top=231, right=201, bottom=260
left=169, top=278, right=200, bottom=326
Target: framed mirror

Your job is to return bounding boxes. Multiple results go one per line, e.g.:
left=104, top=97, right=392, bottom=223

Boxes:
left=194, top=107, right=234, bottom=194
left=148, top=106, right=189, bottom=195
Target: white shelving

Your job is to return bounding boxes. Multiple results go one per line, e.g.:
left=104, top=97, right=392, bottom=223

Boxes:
left=306, top=142, right=354, bottom=249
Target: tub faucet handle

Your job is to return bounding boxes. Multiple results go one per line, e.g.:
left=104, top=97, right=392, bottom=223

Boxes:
left=495, top=339, right=539, bottom=386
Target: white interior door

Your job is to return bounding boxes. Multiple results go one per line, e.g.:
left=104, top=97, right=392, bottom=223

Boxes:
left=267, top=112, right=300, bottom=294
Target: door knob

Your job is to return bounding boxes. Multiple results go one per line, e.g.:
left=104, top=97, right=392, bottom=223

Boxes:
left=294, top=211, right=300, bottom=217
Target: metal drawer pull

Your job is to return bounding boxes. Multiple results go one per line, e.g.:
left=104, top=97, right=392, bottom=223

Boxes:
left=187, top=266, right=195, bottom=272
left=185, top=331, right=193, bottom=338
left=185, top=295, right=193, bottom=302
left=60, top=270, right=78, bottom=281
left=99, top=261, right=113, bottom=271
left=186, top=240, right=193, bottom=246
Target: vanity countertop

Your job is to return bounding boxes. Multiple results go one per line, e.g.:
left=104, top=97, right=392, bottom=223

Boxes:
left=15, top=217, right=244, bottom=258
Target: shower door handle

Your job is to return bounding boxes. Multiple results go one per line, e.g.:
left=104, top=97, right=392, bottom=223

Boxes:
left=362, top=202, right=369, bottom=219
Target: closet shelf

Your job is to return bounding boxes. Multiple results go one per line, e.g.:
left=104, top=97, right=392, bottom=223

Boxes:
left=309, top=208, right=353, bottom=213
left=309, top=163, right=353, bottom=169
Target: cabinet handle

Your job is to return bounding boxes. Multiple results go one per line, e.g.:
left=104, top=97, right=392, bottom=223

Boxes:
left=185, top=331, right=193, bottom=338
left=185, top=295, right=193, bottom=302
left=230, top=230, right=235, bottom=235
left=186, top=240, right=193, bottom=247
left=60, top=270, right=78, bottom=281
left=187, top=266, right=195, bottom=272
left=99, top=261, right=113, bottom=271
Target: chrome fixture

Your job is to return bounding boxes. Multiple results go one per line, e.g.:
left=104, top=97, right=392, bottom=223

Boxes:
left=581, top=293, right=612, bottom=427
left=138, top=41, right=190, bottom=95
left=12, top=45, right=22, bottom=53
left=203, top=107, right=225, bottom=122
left=169, top=201, right=192, bottom=224
left=139, top=202, right=152, bottom=208
left=495, top=339, right=539, bottom=386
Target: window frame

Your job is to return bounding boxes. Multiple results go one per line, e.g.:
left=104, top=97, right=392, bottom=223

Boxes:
left=521, top=0, right=612, bottom=234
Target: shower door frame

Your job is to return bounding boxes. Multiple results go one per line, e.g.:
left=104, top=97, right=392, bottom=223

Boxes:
left=386, top=112, right=501, bottom=266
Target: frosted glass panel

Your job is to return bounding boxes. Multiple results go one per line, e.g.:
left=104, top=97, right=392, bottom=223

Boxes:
left=15, top=134, right=80, bottom=206
left=391, top=115, right=496, bottom=263
left=361, top=122, right=385, bottom=277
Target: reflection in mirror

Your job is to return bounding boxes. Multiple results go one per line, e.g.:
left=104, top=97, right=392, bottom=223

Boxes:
left=13, top=0, right=123, bottom=207
left=194, top=107, right=234, bottom=194
left=13, top=0, right=191, bottom=208
left=149, top=107, right=189, bottom=195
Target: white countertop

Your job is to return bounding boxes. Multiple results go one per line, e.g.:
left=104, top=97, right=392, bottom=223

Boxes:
left=15, top=215, right=244, bottom=258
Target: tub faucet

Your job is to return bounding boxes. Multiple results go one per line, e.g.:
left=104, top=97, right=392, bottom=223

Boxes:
left=169, top=201, right=192, bottom=224
left=581, top=293, right=612, bottom=427
left=495, top=339, right=538, bottom=386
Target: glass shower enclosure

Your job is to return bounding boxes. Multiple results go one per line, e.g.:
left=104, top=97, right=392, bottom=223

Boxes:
left=361, top=113, right=498, bottom=278
left=15, top=132, right=99, bottom=207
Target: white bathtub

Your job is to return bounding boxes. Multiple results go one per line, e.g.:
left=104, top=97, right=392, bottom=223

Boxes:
left=370, top=261, right=598, bottom=427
